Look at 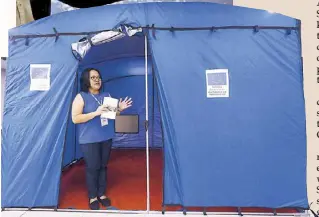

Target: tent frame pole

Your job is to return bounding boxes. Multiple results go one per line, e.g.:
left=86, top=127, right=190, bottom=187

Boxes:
left=145, top=34, right=150, bottom=213
left=9, top=25, right=298, bottom=40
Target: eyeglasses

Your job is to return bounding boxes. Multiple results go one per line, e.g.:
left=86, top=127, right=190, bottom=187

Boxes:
left=90, top=76, right=101, bottom=81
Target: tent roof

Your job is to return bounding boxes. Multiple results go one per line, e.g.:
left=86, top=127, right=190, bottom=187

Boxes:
left=9, top=2, right=299, bottom=37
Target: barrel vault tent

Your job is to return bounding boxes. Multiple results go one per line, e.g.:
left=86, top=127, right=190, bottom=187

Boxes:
left=2, top=1, right=309, bottom=215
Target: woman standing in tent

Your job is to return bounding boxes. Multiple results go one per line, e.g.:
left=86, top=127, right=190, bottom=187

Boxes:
left=71, top=68, right=133, bottom=210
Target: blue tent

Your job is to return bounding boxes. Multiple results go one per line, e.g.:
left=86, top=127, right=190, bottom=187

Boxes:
left=2, top=1, right=308, bottom=211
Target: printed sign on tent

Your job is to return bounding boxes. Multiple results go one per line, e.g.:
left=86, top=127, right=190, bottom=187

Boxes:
left=206, top=69, right=229, bottom=98
left=30, top=64, right=51, bottom=91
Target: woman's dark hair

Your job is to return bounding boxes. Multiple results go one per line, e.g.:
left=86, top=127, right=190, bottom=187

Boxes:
left=80, top=68, right=102, bottom=92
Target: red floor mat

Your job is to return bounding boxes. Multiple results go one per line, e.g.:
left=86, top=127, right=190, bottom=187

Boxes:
left=58, top=149, right=298, bottom=213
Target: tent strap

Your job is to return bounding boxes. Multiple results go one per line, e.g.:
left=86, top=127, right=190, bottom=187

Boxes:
left=144, top=25, right=298, bottom=31
left=9, top=25, right=298, bottom=40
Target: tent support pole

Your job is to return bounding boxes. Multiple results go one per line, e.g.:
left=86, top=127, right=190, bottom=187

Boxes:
left=145, top=34, right=150, bottom=213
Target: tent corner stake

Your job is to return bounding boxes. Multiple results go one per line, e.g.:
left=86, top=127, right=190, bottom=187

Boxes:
left=162, top=205, right=166, bottom=214
left=183, top=207, right=187, bottom=215
left=237, top=207, right=243, bottom=216
left=203, top=207, right=207, bottom=215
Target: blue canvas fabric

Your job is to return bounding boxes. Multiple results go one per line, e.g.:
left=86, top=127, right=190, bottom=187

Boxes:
left=2, top=2, right=307, bottom=209
left=2, top=36, right=80, bottom=207
left=149, top=29, right=307, bottom=207
left=62, top=82, right=77, bottom=167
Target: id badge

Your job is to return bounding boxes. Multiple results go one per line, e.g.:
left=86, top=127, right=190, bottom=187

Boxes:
left=101, top=117, right=108, bottom=126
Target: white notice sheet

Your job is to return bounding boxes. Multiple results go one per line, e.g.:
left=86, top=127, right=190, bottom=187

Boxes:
left=206, top=69, right=229, bottom=98
left=30, top=64, right=51, bottom=91
left=101, top=97, right=119, bottom=120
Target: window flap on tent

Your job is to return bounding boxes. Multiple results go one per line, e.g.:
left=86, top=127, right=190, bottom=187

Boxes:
left=71, top=25, right=143, bottom=61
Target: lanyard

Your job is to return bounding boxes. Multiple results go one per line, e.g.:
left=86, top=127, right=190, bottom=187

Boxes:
left=90, top=93, right=103, bottom=106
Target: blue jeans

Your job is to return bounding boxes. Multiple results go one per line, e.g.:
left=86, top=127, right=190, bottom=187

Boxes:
left=80, top=139, right=112, bottom=199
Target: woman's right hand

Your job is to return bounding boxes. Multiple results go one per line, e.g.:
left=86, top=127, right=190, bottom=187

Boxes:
left=95, top=105, right=108, bottom=116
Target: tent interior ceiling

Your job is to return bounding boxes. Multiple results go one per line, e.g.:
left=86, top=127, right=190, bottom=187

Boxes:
left=80, top=35, right=148, bottom=67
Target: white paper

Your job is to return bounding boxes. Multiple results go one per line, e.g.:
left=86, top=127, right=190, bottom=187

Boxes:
left=30, top=64, right=51, bottom=91
left=206, top=69, right=229, bottom=98
left=101, top=97, right=119, bottom=120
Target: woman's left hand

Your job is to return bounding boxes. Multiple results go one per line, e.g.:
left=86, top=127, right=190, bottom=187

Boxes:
left=118, top=97, right=133, bottom=111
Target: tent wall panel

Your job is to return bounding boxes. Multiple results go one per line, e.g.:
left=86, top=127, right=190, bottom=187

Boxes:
left=2, top=37, right=79, bottom=207
left=149, top=29, right=307, bottom=208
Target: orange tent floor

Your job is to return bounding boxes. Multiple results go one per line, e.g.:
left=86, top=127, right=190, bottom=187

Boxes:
left=58, top=149, right=299, bottom=213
